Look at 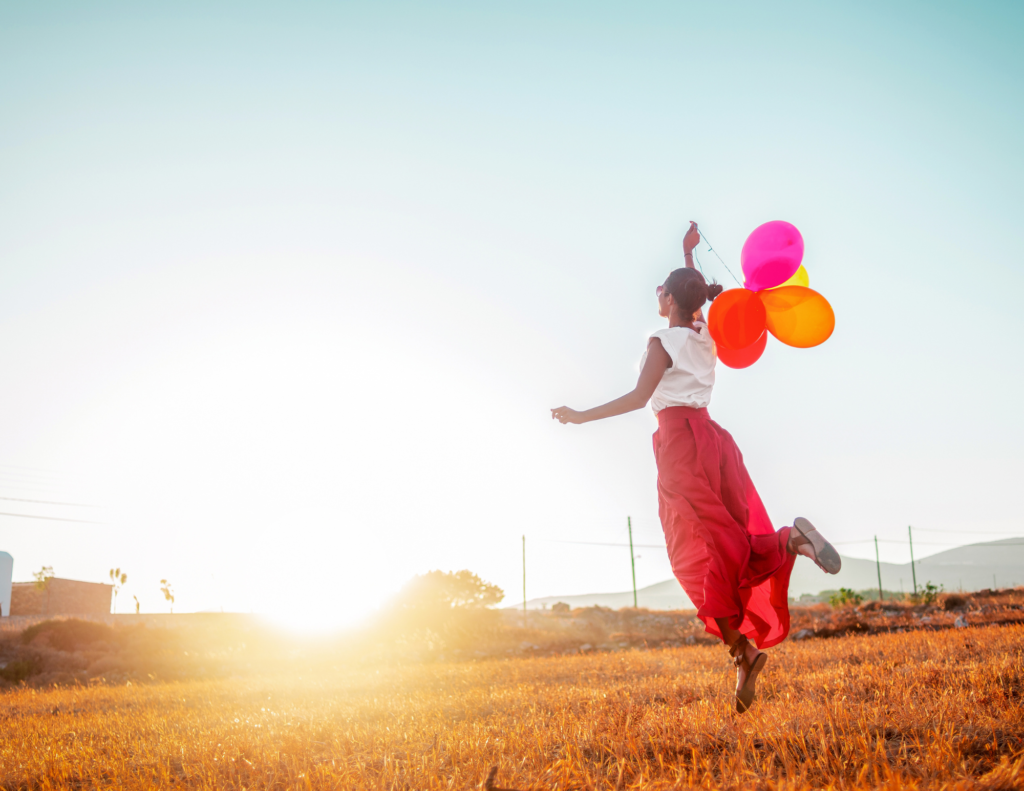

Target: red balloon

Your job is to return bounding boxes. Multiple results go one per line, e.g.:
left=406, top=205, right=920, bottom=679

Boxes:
left=707, top=288, right=767, bottom=350
left=716, top=330, right=767, bottom=369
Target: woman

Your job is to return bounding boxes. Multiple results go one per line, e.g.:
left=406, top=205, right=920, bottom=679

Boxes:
left=551, top=221, right=841, bottom=713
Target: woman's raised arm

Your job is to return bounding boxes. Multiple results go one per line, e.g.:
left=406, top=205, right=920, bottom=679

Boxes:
left=551, top=338, right=670, bottom=425
left=683, top=221, right=700, bottom=269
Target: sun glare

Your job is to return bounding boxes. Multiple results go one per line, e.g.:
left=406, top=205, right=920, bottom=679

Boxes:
left=41, top=259, right=594, bottom=618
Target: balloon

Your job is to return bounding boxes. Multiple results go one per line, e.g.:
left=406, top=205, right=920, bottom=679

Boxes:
left=741, top=221, right=804, bottom=291
left=716, top=330, right=767, bottom=369
left=707, top=288, right=767, bottom=351
left=759, top=286, right=835, bottom=348
left=768, top=264, right=809, bottom=290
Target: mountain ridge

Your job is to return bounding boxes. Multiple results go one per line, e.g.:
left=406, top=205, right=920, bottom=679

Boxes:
left=512, top=537, right=1024, bottom=611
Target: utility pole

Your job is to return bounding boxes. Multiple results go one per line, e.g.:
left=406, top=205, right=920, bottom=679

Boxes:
left=628, top=516, right=638, bottom=608
left=908, top=525, right=918, bottom=596
left=874, top=536, right=883, bottom=602
left=522, top=535, right=527, bottom=623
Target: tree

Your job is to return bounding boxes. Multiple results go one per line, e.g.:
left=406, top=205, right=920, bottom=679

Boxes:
left=33, top=566, right=54, bottom=615
left=392, top=570, right=503, bottom=612
left=159, top=579, right=175, bottom=613
left=108, top=568, right=127, bottom=613
left=383, top=570, right=504, bottom=652
left=133, top=595, right=140, bottom=615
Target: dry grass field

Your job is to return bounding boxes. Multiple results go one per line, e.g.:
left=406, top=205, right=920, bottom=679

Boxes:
left=1, top=623, right=1022, bottom=790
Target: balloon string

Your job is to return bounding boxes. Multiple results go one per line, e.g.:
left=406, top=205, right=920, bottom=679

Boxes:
left=695, top=230, right=744, bottom=288
left=692, top=249, right=707, bottom=278
left=690, top=248, right=706, bottom=277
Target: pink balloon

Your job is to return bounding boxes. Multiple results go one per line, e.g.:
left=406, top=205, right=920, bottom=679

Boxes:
left=741, top=221, right=804, bottom=292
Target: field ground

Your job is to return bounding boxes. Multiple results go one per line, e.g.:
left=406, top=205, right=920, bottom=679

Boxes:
left=1, top=623, right=1022, bottom=790
left=3, top=588, right=1022, bottom=687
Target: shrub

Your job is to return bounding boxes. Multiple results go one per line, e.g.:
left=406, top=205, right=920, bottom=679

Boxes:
left=22, top=619, right=117, bottom=651
left=0, top=658, right=39, bottom=682
left=828, top=588, right=863, bottom=608
left=911, top=582, right=944, bottom=606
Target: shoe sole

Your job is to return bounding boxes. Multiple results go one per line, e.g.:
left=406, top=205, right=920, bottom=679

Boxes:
left=736, top=652, right=767, bottom=714
left=794, top=517, right=842, bottom=574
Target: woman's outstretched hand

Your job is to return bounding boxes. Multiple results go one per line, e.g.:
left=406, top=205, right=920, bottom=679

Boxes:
left=551, top=406, right=584, bottom=425
left=683, top=221, right=700, bottom=255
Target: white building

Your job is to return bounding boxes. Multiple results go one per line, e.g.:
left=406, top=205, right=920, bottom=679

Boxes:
left=0, top=552, right=12, bottom=617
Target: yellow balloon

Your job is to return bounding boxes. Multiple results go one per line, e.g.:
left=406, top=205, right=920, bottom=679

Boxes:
left=770, top=264, right=809, bottom=289
left=743, top=264, right=808, bottom=290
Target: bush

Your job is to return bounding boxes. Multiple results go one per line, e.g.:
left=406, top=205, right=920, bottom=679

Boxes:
left=0, top=658, right=39, bottom=682
left=22, top=619, right=116, bottom=651
left=910, top=582, right=943, bottom=606
left=942, top=593, right=966, bottom=611
left=828, top=588, right=863, bottom=608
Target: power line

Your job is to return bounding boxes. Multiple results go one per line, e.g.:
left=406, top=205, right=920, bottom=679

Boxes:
left=834, top=537, right=1023, bottom=546
left=545, top=539, right=668, bottom=549
left=918, top=541, right=1024, bottom=546
left=548, top=536, right=1024, bottom=550
left=910, top=526, right=1024, bottom=536
left=0, top=496, right=98, bottom=508
left=0, top=511, right=104, bottom=525
left=0, top=482, right=73, bottom=495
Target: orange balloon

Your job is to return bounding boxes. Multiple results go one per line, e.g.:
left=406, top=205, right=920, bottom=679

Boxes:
left=758, top=286, right=835, bottom=348
left=707, top=288, right=767, bottom=351
left=716, top=330, right=767, bottom=369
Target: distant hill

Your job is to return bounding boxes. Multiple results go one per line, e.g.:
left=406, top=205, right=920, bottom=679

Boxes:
left=514, top=538, right=1024, bottom=611
left=520, top=577, right=695, bottom=612
left=789, top=537, right=1024, bottom=597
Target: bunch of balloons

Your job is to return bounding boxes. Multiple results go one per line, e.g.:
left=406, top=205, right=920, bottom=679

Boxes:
left=706, top=221, right=834, bottom=369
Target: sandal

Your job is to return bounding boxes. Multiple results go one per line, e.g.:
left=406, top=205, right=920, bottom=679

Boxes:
left=790, top=517, right=842, bottom=575
left=730, top=635, right=767, bottom=714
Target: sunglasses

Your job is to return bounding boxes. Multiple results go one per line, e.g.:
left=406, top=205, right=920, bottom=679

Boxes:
left=656, top=285, right=667, bottom=297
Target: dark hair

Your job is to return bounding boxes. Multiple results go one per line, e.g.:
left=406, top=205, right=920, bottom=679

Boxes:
left=663, top=268, right=723, bottom=317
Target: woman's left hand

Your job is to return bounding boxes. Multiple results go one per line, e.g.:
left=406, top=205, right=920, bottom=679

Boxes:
left=683, top=221, right=700, bottom=254
left=551, top=406, right=584, bottom=424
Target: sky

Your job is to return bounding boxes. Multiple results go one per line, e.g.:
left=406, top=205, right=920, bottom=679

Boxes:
left=1, top=1, right=1022, bottom=625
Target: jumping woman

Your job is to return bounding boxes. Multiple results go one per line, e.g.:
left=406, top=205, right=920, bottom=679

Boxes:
left=551, top=221, right=841, bottom=713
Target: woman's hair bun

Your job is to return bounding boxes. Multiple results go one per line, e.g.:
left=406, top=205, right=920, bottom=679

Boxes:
left=663, top=268, right=723, bottom=315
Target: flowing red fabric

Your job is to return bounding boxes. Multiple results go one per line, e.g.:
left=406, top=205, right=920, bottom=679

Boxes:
left=653, top=406, right=795, bottom=648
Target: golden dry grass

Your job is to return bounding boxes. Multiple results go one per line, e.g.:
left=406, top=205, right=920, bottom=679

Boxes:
left=1, top=624, right=1022, bottom=790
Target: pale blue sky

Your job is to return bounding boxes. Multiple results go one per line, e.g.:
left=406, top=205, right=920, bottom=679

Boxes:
left=1, top=2, right=1021, bottom=619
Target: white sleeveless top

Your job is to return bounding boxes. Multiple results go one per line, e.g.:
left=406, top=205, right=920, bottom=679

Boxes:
left=640, top=322, right=717, bottom=414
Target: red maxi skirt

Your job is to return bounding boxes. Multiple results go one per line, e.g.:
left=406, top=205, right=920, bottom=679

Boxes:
left=654, top=406, right=795, bottom=649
